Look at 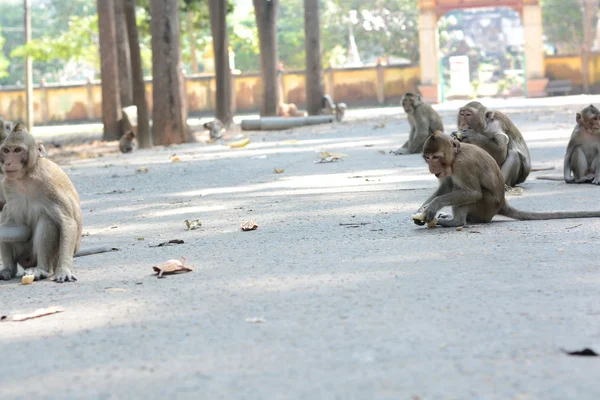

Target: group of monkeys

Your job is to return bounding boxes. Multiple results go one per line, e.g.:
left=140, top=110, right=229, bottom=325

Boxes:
left=394, top=92, right=600, bottom=227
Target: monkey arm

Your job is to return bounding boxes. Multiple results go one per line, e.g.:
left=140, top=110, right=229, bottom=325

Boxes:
left=420, top=179, right=453, bottom=211
left=563, top=147, right=574, bottom=182
left=423, top=187, right=482, bottom=223
left=407, top=119, right=429, bottom=153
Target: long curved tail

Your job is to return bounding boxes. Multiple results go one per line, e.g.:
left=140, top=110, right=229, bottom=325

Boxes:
left=0, top=225, right=31, bottom=242
left=535, top=175, right=565, bottom=181
left=500, top=204, right=600, bottom=220
left=75, top=246, right=119, bottom=258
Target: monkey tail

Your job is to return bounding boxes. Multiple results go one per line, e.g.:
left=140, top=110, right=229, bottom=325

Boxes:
left=535, top=175, right=565, bottom=181
left=499, top=204, right=600, bottom=220
left=74, top=246, right=119, bottom=258
left=0, top=225, right=31, bottom=242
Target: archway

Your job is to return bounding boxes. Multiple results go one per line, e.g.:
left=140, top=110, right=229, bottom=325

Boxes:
left=417, top=0, right=546, bottom=103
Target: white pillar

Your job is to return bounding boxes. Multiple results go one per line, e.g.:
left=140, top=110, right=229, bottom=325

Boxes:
left=522, top=2, right=548, bottom=96
left=418, top=7, right=440, bottom=102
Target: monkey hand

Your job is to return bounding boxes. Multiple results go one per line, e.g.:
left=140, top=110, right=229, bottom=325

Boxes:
left=593, top=177, right=600, bottom=185
left=411, top=212, right=426, bottom=226
left=392, top=148, right=409, bottom=155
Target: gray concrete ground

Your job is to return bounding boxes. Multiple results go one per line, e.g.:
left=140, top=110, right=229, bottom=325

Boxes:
left=1, top=96, right=600, bottom=400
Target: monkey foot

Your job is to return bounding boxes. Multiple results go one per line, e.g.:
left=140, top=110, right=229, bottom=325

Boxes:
left=0, top=268, right=14, bottom=280
left=24, top=267, right=50, bottom=281
left=54, top=269, right=77, bottom=283
left=391, top=149, right=408, bottom=155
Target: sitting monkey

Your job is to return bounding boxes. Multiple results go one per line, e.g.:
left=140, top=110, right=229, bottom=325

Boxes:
left=392, top=92, right=444, bottom=155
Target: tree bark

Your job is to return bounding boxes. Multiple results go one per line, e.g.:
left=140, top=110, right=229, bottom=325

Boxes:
left=97, top=0, right=122, bottom=141
left=304, top=0, right=324, bottom=115
left=208, top=0, right=233, bottom=125
left=124, top=0, right=151, bottom=149
left=149, top=0, right=190, bottom=145
left=253, top=0, right=279, bottom=116
left=114, top=0, right=133, bottom=106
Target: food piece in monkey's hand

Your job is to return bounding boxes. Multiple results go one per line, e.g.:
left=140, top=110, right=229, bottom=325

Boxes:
left=411, top=212, right=438, bottom=228
left=152, top=257, right=193, bottom=279
left=21, top=274, right=34, bottom=285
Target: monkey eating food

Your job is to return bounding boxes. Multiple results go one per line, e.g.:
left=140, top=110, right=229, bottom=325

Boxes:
left=455, top=101, right=530, bottom=187
left=392, top=92, right=444, bottom=155
left=416, top=132, right=600, bottom=228
left=0, top=125, right=113, bottom=282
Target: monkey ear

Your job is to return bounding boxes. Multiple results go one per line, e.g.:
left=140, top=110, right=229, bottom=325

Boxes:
left=12, top=123, right=26, bottom=133
left=485, top=111, right=495, bottom=120
left=576, top=113, right=583, bottom=124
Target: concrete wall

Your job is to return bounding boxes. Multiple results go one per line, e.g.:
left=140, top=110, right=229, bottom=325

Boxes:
left=0, top=64, right=420, bottom=124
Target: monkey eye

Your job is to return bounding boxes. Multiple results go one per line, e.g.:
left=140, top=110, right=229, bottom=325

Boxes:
left=1, top=148, right=8, bottom=154
left=13, top=148, right=21, bottom=153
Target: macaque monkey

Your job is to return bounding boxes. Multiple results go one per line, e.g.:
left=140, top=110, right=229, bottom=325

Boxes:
left=321, top=94, right=346, bottom=122
left=203, top=119, right=225, bottom=140
left=0, top=125, right=82, bottom=282
left=392, top=92, right=444, bottom=155
left=119, top=131, right=135, bottom=153
left=456, top=101, right=531, bottom=186
left=416, top=132, right=600, bottom=227
left=278, top=102, right=305, bottom=117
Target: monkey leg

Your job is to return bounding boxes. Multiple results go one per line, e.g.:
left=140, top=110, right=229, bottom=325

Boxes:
left=436, top=207, right=468, bottom=227
left=571, top=148, right=595, bottom=183
left=30, top=216, right=59, bottom=281
left=500, top=150, right=523, bottom=187
left=53, top=218, right=79, bottom=283
left=591, top=153, right=600, bottom=185
left=0, top=242, right=18, bottom=280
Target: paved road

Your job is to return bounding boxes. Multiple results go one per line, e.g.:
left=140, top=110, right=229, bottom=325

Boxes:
left=1, top=96, right=599, bottom=400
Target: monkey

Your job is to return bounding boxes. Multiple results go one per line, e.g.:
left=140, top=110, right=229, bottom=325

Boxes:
left=321, top=94, right=346, bottom=122
left=537, top=105, right=600, bottom=184
left=415, top=132, right=600, bottom=228
left=451, top=112, right=509, bottom=166
left=456, top=101, right=531, bottom=187
left=203, top=119, right=225, bottom=140
left=119, top=130, right=135, bottom=153
left=278, top=102, right=305, bottom=117
left=0, top=125, right=82, bottom=282
left=392, top=92, right=444, bottom=155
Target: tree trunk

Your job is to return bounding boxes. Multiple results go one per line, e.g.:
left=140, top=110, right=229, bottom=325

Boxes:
left=188, top=11, right=199, bottom=74
left=304, top=0, right=324, bottom=115
left=253, top=0, right=279, bottom=116
left=124, top=0, right=151, bottom=149
left=208, top=0, right=233, bottom=125
left=97, top=0, right=122, bottom=141
left=149, top=0, right=190, bottom=145
left=114, top=0, right=133, bottom=106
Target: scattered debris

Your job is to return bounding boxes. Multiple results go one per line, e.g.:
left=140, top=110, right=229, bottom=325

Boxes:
left=228, top=137, right=251, bottom=148
left=241, top=221, right=259, bottom=231
left=252, top=155, right=267, bottom=160
left=150, top=239, right=185, bottom=248
left=105, top=288, right=127, bottom=293
left=562, top=348, right=598, bottom=357
left=21, top=275, right=34, bottom=285
left=566, top=224, right=583, bottom=230
left=274, top=168, right=284, bottom=174
left=152, top=257, right=193, bottom=278
left=340, top=222, right=371, bottom=228
left=505, top=185, right=524, bottom=196
left=184, top=219, right=202, bottom=231
left=377, top=150, right=386, bottom=155
left=96, top=189, right=134, bottom=195
left=316, top=151, right=348, bottom=163
left=136, top=166, right=149, bottom=173
left=136, top=237, right=145, bottom=241
left=280, top=139, right=299, bottom=144
left=2, top=306, right=65, bottom=322
left=373, top=122, right=386, bottom=129
left=246, top=317, right=266, bottom=323
left=456, top=226, right=463, bottom=232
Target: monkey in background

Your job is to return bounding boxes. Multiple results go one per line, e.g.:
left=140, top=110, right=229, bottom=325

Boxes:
left=119, top=131, right=136, bottom=153
left=392, top=92, right=444, bottom=155
left=456, top=101, right=531, bottom=186
left=321, top=94, right=346, bottom=122
left=203, top=119, right=225, bottom=141
left=415, top=132, right=600, bottom=228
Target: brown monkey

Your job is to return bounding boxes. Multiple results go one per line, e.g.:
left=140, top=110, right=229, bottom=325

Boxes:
left=392, top=92, right=444, bottom=155
left=278, top=102, right=305, bottom=117
left=119, top=131, right=136, bottom=153
left=0, top=125, right=82, bottom=282
left=203, top=119, right=225, bottom=140
left=416, top=132, right=600, bottom=227
left=321, top=94, right=346, bottom=122
left=456, top=101, right=531, bottom=186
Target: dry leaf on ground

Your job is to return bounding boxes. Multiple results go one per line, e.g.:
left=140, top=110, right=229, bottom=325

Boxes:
left=152, top=257, right=193, bottom=278
left=185, top=219, right=202, bottom=231
left=150, top=239, right=185, bottom=248
left=316, top=151, right=348, bottom=163
left=1, top=306, right=65, bottom=322
left=136, top=166, right=149, bottom=173
left=241, top=221, right=258, bottom=231
left=274, top=168, right=284, bottom=174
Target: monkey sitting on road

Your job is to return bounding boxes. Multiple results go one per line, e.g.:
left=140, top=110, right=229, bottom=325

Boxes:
left=0, top=125, right=114, bottom=282
left=203, top=119, right=225, bottom=141
left=455, top=101, right=530, bottom=187
left=119, top=131, right=136, bottom=153
left=415, top=132, right=600, bottom=228
left=537, top=105, right=600, bottom=184
left=392, top=92, right=444, bottom=155
left=321, top=94, right=346, bottom=122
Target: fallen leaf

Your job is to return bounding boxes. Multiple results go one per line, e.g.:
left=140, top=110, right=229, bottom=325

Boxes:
left=241, top=221, right=259, bottom=231
left=150, top=239, right=185, bottom=248
left=562, top=348, right=598, bottom=356
left=136, top=166, right=149, bottom=173
left=246, top=317, right=266, bottom=323
left=316, top=151, right=348, bottom=163
left=274, top=168, right=284, bottom=174
left=228, top=137, right=251, bottom=148
left=2, top=306, right=65, bottom=322
left=105, top=288, right=127, bottom=293
left=136, top=237, right=145, bottom=241
left=152, top=257, right=193, bottom=278
left=185, top=219, right=202, bottom=231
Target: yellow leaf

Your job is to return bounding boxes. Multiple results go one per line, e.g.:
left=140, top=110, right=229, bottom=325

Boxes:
left=274, top=168, right=284, bottom=174
left=228, top=137, right=251, bottom=148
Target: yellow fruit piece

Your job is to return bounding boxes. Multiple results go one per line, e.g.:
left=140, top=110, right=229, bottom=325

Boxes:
left=411, top=212, right=425, bottom=222
left=228, top=137, right=251, bottom=148
left=21, top=275, right=34, bottom=285
left=274, top=168, right=284, bottom=174
left=171, top=157, right=181, bottom=162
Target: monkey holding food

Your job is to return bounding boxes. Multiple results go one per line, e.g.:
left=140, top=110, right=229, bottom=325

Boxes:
left=414, top=132, right=600, bottom=228
left=454, top=101, right=531, bottom=187
left=392, top=92, right=444, bottom=155
left=0, top=125, right=97, bottom=282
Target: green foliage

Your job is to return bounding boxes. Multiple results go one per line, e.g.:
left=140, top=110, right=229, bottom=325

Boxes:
left=0, top=31, right=9, bottom=79
left=541, top=0, right=584, bottom=53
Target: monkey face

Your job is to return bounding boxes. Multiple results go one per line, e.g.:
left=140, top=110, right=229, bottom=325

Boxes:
left=458, top=108, right=476, bottom=130
left=424, top=152, right=452, bottom=178
left=401, top=93, right=421, bottom=113
left=0, top=144, right=29, bottom=180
